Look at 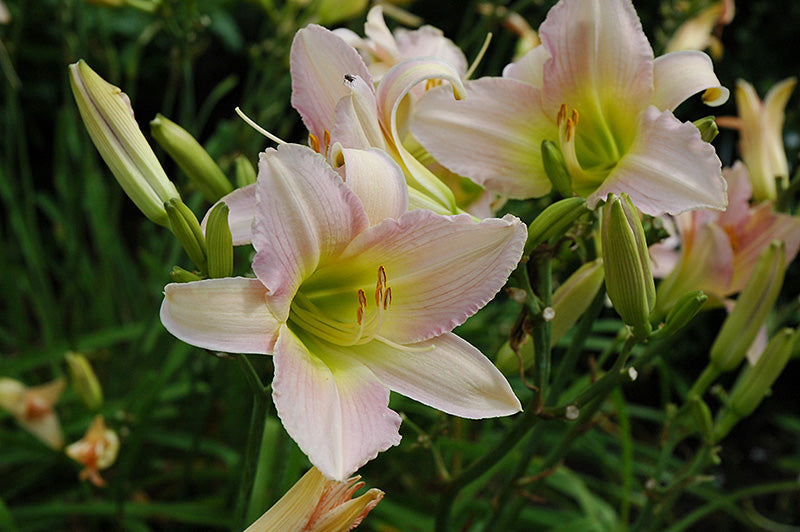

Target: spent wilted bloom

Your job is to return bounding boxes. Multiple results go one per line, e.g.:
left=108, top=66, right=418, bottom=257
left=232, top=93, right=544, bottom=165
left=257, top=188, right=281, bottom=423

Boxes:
left=412, top=0, right=729, bottom=216
left=65, top=415, right=120, bottom=487
left=244, top=467, right=382, bottom=532
left=721, top=78, right=796, bottom=202
left=652, top=162, right=800, bottom=313
left=0, top=376, right=66, bottom=449
left=69, top=60, right=180, bottom=227
left=162, top=144, right=524, bottom=480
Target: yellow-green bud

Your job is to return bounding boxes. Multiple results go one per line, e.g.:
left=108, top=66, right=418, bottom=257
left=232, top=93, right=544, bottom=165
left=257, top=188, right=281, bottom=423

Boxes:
left=601, top=194, right=655, bottom=340
left=205, top=202, right=233, bottom=279
left=525, top=197, right=588, bottom=254
left=541, top=140, right=573, bottom=198
left=692, top=116, right=719, bottom=143
left=64, top=352, right=103, bottom=411
left=170, top=265, right=203, bottom=283
left=69, top=60, right=180, bottom=227
left=713, top=328, right=794, bottom=441
left=710, top=241, right=786, bottom=372
left=150, top=114, right=233, bottom=203
left=165, top=198, right=207, bottom=273
left=234, top=154, right=257, bottom=188
left=651, top=290, right=707, bottom=340
left=309, top=0, right=368, bottom=24
left=496, top=259, right=604, bottom=374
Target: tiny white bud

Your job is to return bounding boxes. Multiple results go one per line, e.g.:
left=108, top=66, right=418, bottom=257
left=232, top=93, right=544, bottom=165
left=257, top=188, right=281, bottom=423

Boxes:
left=542, top=307, right=555, bottom=321
left=627, top=366, right=638, bottom=381
left=565, top=404, right=580, bottom=420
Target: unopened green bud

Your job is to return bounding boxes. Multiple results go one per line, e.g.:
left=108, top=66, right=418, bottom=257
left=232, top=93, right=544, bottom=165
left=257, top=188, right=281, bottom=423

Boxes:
left=713, top=328, right=794, bottom=441
left=692, top=116, right=719, bottom=143
left=312, top=0, right=368, bottom=24
left=710, top=241, right=785, bottom=372
left=205, top=202, right=233, bottom=279
left=541, top=140, right=573, bottom=198
left=496, top=259, right=604, bottom=374
left=170, top=265, right=203, bottom=283
left=234, top=154, right=257, bottom=188
left=525, top=197, right=588, bottom=254
left=651, top=290, right=707, bottom=340
left=150, top=114, right=233, bottom=203
left=165, top=198, right=207, bottom=272
left=65, top=352, right=103, bottom=411
left=601, top=194, right=655, bottom=339
left=69, top=60, right=179, bottom=227
left=683, top=396, right=714, bottom=442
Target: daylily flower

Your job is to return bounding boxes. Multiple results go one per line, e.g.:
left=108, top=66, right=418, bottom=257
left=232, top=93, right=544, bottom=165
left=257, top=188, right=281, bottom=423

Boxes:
left=665, top=0, right=735, bottom=59
left=0, top=376, right=66, bottom=449
left=290, top=22, right=469, bottom=215
left=65, top=415, right=120, bottom=487
left=412, top=0, right=729, bottom=216
left=244, top=467, right=382, bottom=532
left=162, top=144, right=525, bottom=480
left=652, top=162, right=800, bottom=314
left=717, top=78, right=796, bottom=202
left=333, top=5, right=468, bottom=86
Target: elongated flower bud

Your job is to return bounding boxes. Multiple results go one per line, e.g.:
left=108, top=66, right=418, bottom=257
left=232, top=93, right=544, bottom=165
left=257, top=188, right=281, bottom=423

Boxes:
left=651, top=290, right=708, bottom=340
left=710, top=240, right=785, bottom=372
left=692, top=116, right=719, bottom=143
left=713, top=328, right=795, bottom=441
left=65, top=352, right=103, bottom=411
left=165, top=198, right=207, bottom=273
left=525, top=196, right=588, bottom=254
left=150, top=114, right=233, bottom=203
left=541, top=140, right=573, bottom=198
left=234, top=154, right=257, bottom=188
left=205, top=202, right=233, bottom=279
left=69, top=60, right=179, bottom=226
left=601, top=194, right=655, bottom=339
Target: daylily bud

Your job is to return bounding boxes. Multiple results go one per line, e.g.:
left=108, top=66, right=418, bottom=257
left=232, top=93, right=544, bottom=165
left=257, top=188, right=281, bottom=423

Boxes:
left=651, top=290, right=708, bottom=340
left=541, top=140, right=573, bottom=198
left=244, top=467, right=383, bottom=532
left=69, top=60, right=180, bottom=227
left=601, top=194, right=655, bottom=339
left=713, top=328, right=794, bottom=441
left=0, top=377, right=66, bottom=449
left=150, top=114, right=233, bottom=203
left=311, top=0, right=369, bottom=25
left=710, top=241, right=786, bottom=372
left=692, top=116, right=719, bottom=143
left=65, top=352, right=103, bottom=411
left=165, top=198, right=207, bottom=273
left=169, top=265, right=203, bottom=283
left=205, top=202, right=233, bottom=279
left=497, top=259, right=605, bottom=374
left=234, top=154, right=257, bottom=188
left=65, top=415, right=120, bottom=487
left=524, top=197, right=588, bottom=254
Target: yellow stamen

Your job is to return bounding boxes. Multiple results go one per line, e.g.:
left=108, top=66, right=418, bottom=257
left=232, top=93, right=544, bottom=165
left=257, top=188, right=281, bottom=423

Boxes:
left=309, top=133, right=320, bottom=153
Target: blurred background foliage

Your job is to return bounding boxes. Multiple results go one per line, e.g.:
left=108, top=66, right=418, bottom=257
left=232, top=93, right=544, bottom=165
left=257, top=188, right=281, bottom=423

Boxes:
left=1, top=0, right=800, bottom=530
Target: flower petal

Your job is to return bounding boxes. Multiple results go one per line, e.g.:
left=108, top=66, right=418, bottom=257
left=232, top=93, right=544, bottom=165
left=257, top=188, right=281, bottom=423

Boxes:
left=412, top=77, right=554, bottom=199
left=291, top=25, right=373, bottom=145
left=331, top=74, right=386, bottom=151
left=252, top=144, right=369, bottom=321
left=589, top=106, right=726, bottom=216
left=305, top=210, right=526, bottom=344
left=652, top=51, right=728, bottom=111
left=352, top=332, right=521, bottom=418
left=200, top=184, right=256, bottom=245
left=502, top=44, right=550, bottom=88
left=272, top=325, right=401, bottom=481
left=538, top=0, right=654, bottom=140
left=160, top=278, right=280, bottom=354
left=337, top=147, right=408, bottom=224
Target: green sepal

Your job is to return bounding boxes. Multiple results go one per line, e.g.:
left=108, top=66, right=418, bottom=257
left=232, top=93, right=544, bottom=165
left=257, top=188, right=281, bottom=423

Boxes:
left=234, top=154, right=257, bottom=188
left=525, top=196, right=588, bottom=254
left=692, top=116, right=719, bottom=143
left=170, top=265, right=203, bottom=283
left=165, top=198, right=207, bottom=273
left=541, top=140, right=573, bottom=198
left=205, top=202, right=234, bottom=279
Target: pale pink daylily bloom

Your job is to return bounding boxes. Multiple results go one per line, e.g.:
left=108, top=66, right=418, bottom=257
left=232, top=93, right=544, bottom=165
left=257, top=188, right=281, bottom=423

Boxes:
left=333, top=5, right=468, bottom=87
left=162, top=144, right=525, bottom=480
left=290, top=23, right=469, bottom=215
left=412, top=0, right=730, bottom=216
left=0, top=376, right=66, bottom=450
left=652, top=162, right=800, bottom=313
